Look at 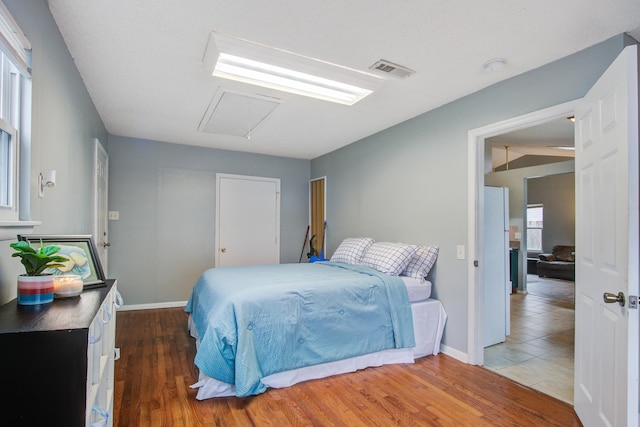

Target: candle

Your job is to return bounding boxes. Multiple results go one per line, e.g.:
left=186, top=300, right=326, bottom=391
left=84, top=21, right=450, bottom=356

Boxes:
left=54, top=274, right=83, bottom=298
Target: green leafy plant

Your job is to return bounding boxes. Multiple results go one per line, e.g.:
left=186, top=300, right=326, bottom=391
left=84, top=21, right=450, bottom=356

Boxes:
left=10, top=240, right=68, bottom=276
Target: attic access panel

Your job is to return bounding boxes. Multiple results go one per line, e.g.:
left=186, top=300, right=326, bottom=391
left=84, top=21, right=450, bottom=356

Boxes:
left=199, top=89, right=281, bottom=138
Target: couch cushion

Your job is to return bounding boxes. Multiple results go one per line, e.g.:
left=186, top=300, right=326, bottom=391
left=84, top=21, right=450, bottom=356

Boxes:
left=552, top=245, right=575, bottom=262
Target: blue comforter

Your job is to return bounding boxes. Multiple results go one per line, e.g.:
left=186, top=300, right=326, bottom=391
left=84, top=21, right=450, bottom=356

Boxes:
left=184, top=262, right=415, bottom=396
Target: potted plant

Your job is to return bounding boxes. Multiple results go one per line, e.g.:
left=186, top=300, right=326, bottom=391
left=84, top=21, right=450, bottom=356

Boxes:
left=10, top=240, right=68, bottom=305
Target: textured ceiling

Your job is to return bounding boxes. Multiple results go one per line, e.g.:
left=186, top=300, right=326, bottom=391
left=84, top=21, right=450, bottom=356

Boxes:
left=489, top=117, right=575, bottom=170
left=47, top=0, right=640, bottom=160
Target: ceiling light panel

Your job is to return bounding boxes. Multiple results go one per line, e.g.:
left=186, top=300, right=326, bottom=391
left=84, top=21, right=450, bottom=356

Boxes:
left=204, top=32, right=384, bottom=106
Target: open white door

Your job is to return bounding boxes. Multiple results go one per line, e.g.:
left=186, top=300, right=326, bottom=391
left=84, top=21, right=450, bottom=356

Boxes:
left=483, top=186, right=510, bottom=347
left=93, top=139, right=109, bottom=275
left=574, top=45, right=638, bottom=426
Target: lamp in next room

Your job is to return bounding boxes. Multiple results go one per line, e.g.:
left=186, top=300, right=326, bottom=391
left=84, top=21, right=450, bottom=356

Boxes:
left=38, top=169, right=56, bottom=198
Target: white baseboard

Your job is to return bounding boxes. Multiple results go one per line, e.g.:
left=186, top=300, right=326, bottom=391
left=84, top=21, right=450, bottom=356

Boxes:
left=440, top=344, right=469, bottom=363
left=119, top=301, right=187, bottom=311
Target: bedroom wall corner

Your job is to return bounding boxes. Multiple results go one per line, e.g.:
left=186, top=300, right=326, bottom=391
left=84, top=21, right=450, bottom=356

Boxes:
left=310, top=34, right=630, bottom=357
left=107, top=136, right=310, bottom=306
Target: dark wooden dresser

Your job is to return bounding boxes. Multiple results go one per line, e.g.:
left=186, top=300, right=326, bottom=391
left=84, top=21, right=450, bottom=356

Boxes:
left=0, top=279, right=119, bottom=426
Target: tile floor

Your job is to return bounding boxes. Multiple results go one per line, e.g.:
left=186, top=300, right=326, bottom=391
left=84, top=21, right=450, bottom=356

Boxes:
left=484, top=289, right=575, bottom=404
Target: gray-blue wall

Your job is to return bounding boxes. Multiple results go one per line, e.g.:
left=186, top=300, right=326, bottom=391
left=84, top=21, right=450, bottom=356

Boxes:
left=311, top=34, right=634, bottom=355
left=0, top=0, right=635, bottom=360
left=0, top=0, right=107, bottom=305
left=107, top=135, right=310, bottom=305
left=528, top=172, right=576, bottom=253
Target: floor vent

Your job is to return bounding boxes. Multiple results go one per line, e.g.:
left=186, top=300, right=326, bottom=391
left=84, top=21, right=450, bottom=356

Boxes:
left=369, top=59, right=415, bottom=79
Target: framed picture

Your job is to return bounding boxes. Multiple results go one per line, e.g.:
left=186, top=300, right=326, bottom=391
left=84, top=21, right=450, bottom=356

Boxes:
left=17, top=234, right=106, bottom=288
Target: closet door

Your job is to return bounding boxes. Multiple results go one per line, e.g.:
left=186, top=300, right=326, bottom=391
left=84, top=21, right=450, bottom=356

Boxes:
left=216, top=174, right=280, bottom=267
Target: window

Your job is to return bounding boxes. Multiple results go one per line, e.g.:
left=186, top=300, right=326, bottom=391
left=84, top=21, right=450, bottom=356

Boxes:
left=0, top=1, right=31, bottom=222
left=526, top=205, right=543, bottom=251
left=0, top=118, right=17, bottom=210
left=0, top=57, right=20, bottom=220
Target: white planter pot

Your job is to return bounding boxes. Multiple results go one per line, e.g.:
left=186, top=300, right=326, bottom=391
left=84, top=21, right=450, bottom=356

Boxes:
left=17, top=275, right=54, bottom=305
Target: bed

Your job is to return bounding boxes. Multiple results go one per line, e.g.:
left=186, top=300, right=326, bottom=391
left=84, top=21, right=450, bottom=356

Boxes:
left=185, top=239, right=447, bottom=399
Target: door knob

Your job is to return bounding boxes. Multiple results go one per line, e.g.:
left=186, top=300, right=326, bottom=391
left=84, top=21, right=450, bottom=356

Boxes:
left=220, top=248, right=226, bottom=253
left=603, top=291, right=625, bottom=306
left=103, top=242, right=111, bottom=248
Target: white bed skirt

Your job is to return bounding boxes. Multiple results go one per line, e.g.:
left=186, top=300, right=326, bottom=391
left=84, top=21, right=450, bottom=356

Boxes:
left=188, top=298, right=447, bottom=400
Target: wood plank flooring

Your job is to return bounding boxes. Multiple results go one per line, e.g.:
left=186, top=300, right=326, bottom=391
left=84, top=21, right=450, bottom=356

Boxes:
left=114, top=308, right=582, bottom=426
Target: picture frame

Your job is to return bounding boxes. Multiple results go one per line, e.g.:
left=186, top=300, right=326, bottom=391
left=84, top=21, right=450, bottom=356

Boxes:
left=17, top=234, right=106, bottom=288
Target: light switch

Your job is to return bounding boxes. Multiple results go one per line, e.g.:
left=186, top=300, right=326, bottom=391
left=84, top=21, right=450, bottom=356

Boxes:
left=456, top=245, right=465, bottom=260
left=108, top=211, right=119, bottom=220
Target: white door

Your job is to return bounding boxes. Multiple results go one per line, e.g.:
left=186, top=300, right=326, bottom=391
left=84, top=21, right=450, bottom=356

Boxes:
left=216, top=174, right=280, bottom=267
left=483, top=186, right=510, bottom=347
left=574, top=45, right=638, bottom=426
left=93, top=139, right=109, bottom=275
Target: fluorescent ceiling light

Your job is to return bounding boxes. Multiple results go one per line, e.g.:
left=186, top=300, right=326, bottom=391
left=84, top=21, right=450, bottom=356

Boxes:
left=213, top=53, right=372, bottom=106
left=551, top=146, right=575, bottom=151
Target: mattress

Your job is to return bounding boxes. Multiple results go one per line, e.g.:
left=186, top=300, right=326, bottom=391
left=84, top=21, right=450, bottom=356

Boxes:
left=189, top=297, right=447, bottom=399
left=401, top=277, right=432, bottom=302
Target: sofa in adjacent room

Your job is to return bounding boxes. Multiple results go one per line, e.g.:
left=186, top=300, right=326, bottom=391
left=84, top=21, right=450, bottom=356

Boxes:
left=537, top=245, right=575, bottom=281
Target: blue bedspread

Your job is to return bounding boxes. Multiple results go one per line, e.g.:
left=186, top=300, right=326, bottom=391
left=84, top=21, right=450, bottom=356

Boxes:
left=184, top=262, right=415, bottom=396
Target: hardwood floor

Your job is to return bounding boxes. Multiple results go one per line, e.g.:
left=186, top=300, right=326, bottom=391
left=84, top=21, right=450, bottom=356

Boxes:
left=114, top=308, right=582, bottom=426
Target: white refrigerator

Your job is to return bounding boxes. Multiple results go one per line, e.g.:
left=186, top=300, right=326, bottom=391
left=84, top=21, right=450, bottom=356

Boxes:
left=483, top=186, right=511, bottom=347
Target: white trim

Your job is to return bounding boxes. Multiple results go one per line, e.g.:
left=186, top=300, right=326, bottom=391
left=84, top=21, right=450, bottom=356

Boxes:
left=439, top=344, right=468, bottom=363
left=0, top=1, right=31, bottom=76
left=119, top=301, right=187, bottom=311
left=0, top=220, right=39, bottom=240
left=0, top=116, right=19, bottom=221
left=466, top=99, right=579, bottom=365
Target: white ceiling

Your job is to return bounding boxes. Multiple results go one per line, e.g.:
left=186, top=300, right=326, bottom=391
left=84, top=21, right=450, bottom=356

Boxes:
left=47, top=0, right=640, bottom=160
left=489, top=117, right=575, bottom=169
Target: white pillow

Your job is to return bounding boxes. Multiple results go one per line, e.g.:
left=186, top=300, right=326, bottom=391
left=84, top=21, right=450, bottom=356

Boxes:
left=402, top=246, right=439, bottom=279
left=330, top=237, right=374, bottom=264
left=361, top=242, right=418, bottom=275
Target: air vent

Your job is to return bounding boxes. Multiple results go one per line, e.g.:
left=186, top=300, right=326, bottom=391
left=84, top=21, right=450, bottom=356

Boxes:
left=369, top=59, right=415, bottom=79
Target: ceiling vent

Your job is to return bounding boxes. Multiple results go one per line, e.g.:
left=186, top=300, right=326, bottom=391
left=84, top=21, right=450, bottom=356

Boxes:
left=369, top=59, right=415, bottom=79
left=198, top=88, right=281, bottom=139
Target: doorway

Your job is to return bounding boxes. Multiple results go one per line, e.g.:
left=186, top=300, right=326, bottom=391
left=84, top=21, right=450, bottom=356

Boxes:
left=467, top=99, right=579, bottom=366
left=470, top=46, right=639, bottom=425
left=481, top=120, right=576, bottom=403
left=309, top=177, right=326, bottom=258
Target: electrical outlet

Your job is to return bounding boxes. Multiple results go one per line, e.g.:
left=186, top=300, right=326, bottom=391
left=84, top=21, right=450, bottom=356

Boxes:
left=108, top=211, right=120, bottom=220
left=456, top=245, right=465, bottom=260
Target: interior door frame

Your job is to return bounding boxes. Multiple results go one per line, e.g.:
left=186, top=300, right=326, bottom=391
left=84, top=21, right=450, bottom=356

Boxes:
left=309, top=176, right=326, bottom=257
left=467, top=99, right=579, bottom=365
